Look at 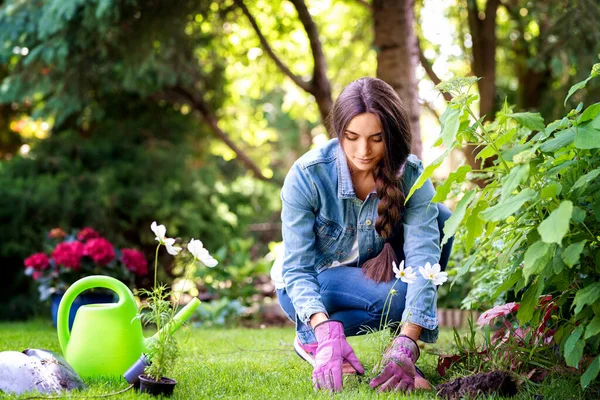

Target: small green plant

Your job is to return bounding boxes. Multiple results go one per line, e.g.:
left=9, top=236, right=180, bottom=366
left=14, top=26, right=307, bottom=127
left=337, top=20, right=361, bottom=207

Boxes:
left=138, top=284, right=180, bottom=381
left=137, top=222, right=219, bottom=383
left=413, top=63, right=600, bottom=389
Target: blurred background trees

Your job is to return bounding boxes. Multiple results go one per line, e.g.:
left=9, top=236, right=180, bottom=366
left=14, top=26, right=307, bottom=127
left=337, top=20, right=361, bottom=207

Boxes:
left=0, top=0, right=598, bottom=320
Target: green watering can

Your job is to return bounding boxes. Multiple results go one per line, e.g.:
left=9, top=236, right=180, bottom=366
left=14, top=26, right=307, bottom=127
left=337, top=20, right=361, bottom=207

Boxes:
left=57, top=275, right=200, bottom=378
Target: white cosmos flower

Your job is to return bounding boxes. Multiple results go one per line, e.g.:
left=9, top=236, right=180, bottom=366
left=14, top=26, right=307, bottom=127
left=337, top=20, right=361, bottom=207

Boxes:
left=419, top=262, right=448, bottom=286
left=164, top=238, right=182, bottom=256
left=151, top=221, right=181, bottom=255
left=151, top=221, right=167, bottom=243
left=392, top=260, right=417, bottom=284
left=188, top=239, right=218, bottom=267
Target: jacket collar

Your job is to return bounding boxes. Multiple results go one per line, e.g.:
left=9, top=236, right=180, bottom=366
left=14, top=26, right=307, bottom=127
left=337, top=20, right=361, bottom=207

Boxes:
left=336, top=143, right=356, bottom=199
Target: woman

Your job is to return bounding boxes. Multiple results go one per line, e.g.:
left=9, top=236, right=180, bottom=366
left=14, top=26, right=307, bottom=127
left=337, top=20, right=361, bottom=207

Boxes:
left=270, top=77, right=452, bottom=392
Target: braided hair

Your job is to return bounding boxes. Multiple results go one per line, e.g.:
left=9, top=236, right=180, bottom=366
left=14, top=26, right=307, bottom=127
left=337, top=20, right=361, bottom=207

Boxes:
left=329, top=77, right=412, bottom=282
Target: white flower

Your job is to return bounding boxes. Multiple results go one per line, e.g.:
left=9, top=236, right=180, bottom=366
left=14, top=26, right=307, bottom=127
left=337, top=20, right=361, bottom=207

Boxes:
left=151, top=221, right=167, bottom=244
left=188, top=239, right=218, bottom=267
left=392, top=260, right=417, bottom=284
left=164, top=238, right=182, bottom=256
left=419, top=262, right=448, bottom=286
left=151, top=221, right=181, bottom=255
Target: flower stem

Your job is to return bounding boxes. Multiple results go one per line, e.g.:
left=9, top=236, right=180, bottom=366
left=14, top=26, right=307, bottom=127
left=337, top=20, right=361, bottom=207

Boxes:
left=154, top=244, right=160, bottom=288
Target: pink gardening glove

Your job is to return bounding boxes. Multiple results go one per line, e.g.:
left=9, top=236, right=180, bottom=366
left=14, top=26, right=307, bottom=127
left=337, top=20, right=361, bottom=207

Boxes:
left=369, top=335, right=420, bottom=392
left=312, top=320, right=364, bottom=391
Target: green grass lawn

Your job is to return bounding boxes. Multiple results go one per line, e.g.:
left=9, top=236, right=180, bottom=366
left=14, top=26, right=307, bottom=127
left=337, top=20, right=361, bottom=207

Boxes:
left=0, top=320, right=589, bottom=399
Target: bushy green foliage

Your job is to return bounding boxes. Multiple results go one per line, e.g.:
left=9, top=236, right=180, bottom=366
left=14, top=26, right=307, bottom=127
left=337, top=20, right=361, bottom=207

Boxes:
left=194, top=237, right=273, bottom=306
left=0, top=98, right=280, bottom=318
left=413, top=64, right=600, bottom=389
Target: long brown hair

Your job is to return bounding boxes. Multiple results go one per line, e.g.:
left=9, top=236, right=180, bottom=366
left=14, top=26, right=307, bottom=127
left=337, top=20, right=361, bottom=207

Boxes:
left=329, top=77, right=412, bottom=282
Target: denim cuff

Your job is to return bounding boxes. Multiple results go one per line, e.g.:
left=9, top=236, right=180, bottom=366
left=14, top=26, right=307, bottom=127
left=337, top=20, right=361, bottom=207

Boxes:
left=401, top=307, right=439, bottom=343
left=297, top=301, right=328, bottom=325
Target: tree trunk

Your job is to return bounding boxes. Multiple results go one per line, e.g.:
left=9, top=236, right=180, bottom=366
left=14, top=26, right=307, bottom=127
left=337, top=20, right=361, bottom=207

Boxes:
left=467, top=0, right=499, bottom=121
left=373, top=0, right=422, bottom=158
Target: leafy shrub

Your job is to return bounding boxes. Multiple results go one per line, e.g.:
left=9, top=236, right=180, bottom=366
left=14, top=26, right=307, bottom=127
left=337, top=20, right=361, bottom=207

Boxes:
left=0, top=99, right=280, bottom=318
left=193, top=297, right=247, bottom=328
left=412, top=64, right=600, bottom=389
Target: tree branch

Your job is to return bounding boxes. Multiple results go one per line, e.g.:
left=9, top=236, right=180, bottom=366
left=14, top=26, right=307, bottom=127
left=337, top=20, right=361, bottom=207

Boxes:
left=420, top=98, right=441, bottom=120
left=353, top=0, right=372, bottom=10
left=234, top=0, right=312, bottom=93
left=417, top=38, right=453, bottom=103
left=289, top=0, right=333, bottom=119
left=167, top=86, right=273, bottom=182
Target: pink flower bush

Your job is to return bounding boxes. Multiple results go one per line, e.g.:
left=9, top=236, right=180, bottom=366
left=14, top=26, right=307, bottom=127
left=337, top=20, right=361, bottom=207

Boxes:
left=25, top=226, right=148, bottom=300
left=51, top=241, right=84, bottom=270
left=77, top=227, right=100, bottom=242
left=84, top=238, right=116, bottom=266
left=120, top=248, right=148, bottom=276
left=24, top=253, right=50, bottom=271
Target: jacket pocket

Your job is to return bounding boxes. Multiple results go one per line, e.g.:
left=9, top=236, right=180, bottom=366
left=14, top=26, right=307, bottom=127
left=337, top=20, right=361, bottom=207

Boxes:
left=314, top=214, right=343, bottom=253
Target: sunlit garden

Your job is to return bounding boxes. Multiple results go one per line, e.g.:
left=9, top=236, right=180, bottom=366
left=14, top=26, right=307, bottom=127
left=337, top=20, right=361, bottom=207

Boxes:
left=1, top=0, right=599, bottom=399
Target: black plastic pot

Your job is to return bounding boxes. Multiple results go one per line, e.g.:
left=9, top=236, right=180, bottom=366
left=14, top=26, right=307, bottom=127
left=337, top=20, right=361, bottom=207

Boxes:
left=123, top=354, right=151, bottom=387
left=139, top=374, right=177, bottom=396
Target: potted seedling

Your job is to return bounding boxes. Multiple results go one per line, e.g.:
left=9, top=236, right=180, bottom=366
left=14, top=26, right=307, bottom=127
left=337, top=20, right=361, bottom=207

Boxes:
left=138, top=284, right=180, bottom=396
left=126, top=222, right=218, bottom=396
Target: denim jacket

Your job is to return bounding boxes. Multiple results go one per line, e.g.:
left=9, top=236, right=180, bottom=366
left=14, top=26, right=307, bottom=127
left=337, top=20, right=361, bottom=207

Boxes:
left=280, top=139, right=441, bottom=343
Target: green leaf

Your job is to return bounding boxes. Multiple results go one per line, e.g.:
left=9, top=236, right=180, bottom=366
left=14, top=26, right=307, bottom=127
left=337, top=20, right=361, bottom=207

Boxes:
left=574, top=283, right=600, bottom=315
left=564, top=76, right=592, bottom=106
left=561, top=240, right=587, bottom=268
left=440, top=106, right=462, bottom=149
left=405, top=149, right=451, bottom=202
left=545, top=117, right=570, bottom=137
left=465, top=200, right=487, bottom=252
left=541, top=183, right=562, bottom=199
left=551, top=252, right=567, bottom=275
left=441, top=190, right=477, bottom=246
left=564, top=325, right=585, bottom=368
left=538, top=201, right=573, bottom=245
left=516, top=277, right=544, bottom=324
left=581, top=356, right=600, bottom=389
left=585, top=315, right=600, bottom=340
left=492, top=269, right=522, bottom=299
left=432, top=165, right=472, bottom=203
left=501, top=164, right=530, bottom=200
left=572, top=207, right=586, bottom=224
left=507, top=112, right=546, bottom=132
left=523, top=241, right=554, bottom=282
left=570, top=169, right=600, bottom=193
left=479, top=189, right=537, bottom=222
left=450, top=254, right=477, bottom=290
left=579, top=103, right=600, bottom=123
left=540, top=128, right=575, bottom=153
left=574, top=122, right=600, bottom=149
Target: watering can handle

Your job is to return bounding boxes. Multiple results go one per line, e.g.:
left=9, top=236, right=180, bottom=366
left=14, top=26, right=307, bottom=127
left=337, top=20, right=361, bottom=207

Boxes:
left=57, top=275, right=136, bottom=355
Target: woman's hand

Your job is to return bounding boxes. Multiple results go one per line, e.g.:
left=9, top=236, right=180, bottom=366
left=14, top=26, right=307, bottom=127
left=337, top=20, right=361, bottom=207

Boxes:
left=369, top=335, right=420, bottom=392
left=312, top=320, right=364, bottom=391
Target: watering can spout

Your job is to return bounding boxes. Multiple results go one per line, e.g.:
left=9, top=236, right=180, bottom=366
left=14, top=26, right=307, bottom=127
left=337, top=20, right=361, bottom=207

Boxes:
left=144, top=298, right=201, bottom=350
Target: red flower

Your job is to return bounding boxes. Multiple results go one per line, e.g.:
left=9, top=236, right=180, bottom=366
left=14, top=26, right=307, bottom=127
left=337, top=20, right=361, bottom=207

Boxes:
left=52, top=241, right=84, bottom=269
left=77, top=227, right=100, bottom=242
left=32, top=271, right=43, bottom=280
left=121, top=249, right=148, bottom=276
left=24, top=253, right=50, bottom=271
left=83, top=238, right=115, bottom=266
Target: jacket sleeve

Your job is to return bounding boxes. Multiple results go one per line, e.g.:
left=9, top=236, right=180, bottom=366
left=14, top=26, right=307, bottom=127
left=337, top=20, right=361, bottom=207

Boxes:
left=280, top=163, right=328, bottom=324
left=401, top=158, right=441, bottom=343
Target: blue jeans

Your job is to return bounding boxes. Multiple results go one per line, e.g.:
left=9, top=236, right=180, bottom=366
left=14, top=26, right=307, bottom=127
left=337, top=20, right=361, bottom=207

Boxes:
left=277, top=203, right=453, bottom=344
